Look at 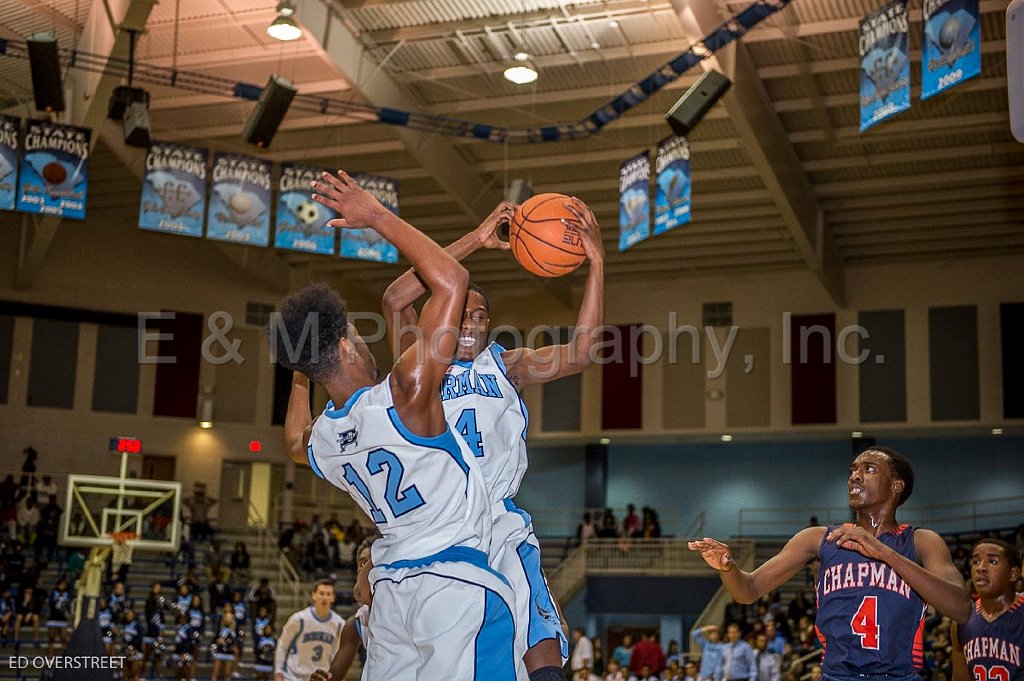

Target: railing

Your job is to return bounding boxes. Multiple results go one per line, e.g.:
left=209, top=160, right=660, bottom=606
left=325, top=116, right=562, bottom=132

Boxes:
left=277, top=549, right=301, bottom=601
left=547, top=542, right=587, bottom=605
left=247, top=500, right=271, bottom=553
left=738, top=496, right=1024, bottom=536
left=527, top=506, right=683, bottom=539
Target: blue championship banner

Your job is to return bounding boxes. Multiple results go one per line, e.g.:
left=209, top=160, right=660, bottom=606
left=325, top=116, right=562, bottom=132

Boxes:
left=275, top=163, right=336, bottom=255
left=922, top=0, right=980, bottom=99
left=206, top=153, right=272, bottom=247
left=654, top=136, right=691, bottom=236
left=618, top=150, right=651, bottom=252
left=139, top=142, right=207, bottom=238
left=0, top=116, right=17, bottom=211
left=17, top=120, right=90, bottom=220
left=859, top=0, right=911, bottom=132
left=340, top=174, right=399, bottom=263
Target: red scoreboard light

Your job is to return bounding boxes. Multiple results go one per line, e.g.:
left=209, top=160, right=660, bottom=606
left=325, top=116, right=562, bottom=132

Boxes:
left=109, top=437, right=142, bottom=454
left=248, top=440, right=262, bottom=453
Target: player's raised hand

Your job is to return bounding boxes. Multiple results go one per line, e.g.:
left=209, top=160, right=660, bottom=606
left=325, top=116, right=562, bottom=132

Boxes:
left=826, top=524, right=892, bottom=561
left=563, top=197, right=603, bottom=262
left=688, top=537, right=736, bottom=572
left=311, top=170, right=384, bottom=230
left=309, top=670, right=332, bottom=681
left=474, top=201, right=515, bottom=251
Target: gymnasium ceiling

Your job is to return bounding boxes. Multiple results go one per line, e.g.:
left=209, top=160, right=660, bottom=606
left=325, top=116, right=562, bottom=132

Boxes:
left=1, top=0, right=1023, bottom=304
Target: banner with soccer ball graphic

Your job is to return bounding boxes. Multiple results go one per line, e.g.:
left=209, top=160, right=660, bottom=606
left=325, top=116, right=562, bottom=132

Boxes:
left=274, top=163, right=337, bottom=255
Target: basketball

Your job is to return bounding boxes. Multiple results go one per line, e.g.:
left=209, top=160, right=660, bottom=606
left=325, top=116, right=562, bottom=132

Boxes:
left=509, top=193, right=587, bottom=278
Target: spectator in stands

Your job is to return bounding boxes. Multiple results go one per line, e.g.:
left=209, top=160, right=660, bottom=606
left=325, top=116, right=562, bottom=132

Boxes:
left=612, top=634, right=635, bottom=668
left=229, top=541, right=251, bottom=586
left=666, top=640, right=681, bottom=666
left=763, top=621, right=786, bottom=655
left=786, top=591, right=813, bottom=626
left=604, top=659, right=627, bottom=681
left=17, top=496, right=39, bottom=545
left=795, top=616, right=819, bottom=653
left=753, top=633, right=780, bottom=681
left=18, top=447, right=38, bottom=502
left=637, top=663, right=658, bottom=680
left=14, top=584, right=41, bottom=643
left=808, top=665, right=822, bottom=681
left=632, top=632, right=667, bottom=677
left=174, top=584, right=191, bottom=623
left=599, top=509, right=619, bottom=539
left=624, top=505, right=641, bottom=538
left=591, top=636, right=605, bottom=675
left=345, top=517, right=365, bottom=549
left=203, top=539, right=228, bottom=583
left=683, top=662, right=699, bottom=681
left=642, top=507, right=661, bottom=539
left=664, top=660, right=683, bottom=681
left=720, top=623, right=757, bottom=681
left=208, top=573, right=231, bottom=623
left=0, top=475, right=19, bottom=538
left=572, top=627, right=595, bottom=678
left=303, top=533, right=331, bottom=577
left=35, top=475, right=57, bottom=502
left=248, top=578, right=276, bottom=618
left=65, top=548, right=86, bottom=582
left=0, top=586, right=13, bottom=640
left=779, top=643, right=803, bottom=681
left=692, top=625, right=725, bottom=681
left=35, top=494, right=62, bottom=564
left=177, top=569, right=201, bottom=592
left=578, top=512, right=598, bottom=545
left=183, top=482, right=217, bottom=543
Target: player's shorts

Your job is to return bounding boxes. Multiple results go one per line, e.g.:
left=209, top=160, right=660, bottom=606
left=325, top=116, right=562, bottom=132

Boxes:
left=46, top=620, right=69, bottom=628
left=366, top=546, right=526, bottom=681
left=491, top=500, right=569, bottom=666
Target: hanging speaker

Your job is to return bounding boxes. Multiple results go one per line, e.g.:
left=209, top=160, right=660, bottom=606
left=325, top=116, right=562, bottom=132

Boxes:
left=242, top=75, right=297, bottom=148
left=27, top=33, right=65, bottom=113
left=1009, top=0, right=1024, bottom=142
left=664, top=69, right=732, bottom=137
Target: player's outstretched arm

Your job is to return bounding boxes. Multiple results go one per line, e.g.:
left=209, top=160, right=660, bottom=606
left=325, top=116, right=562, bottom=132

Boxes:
left=274, top=614, right=300, bottom=681
left=381, top=201, right=515, bottom=359
left=826, top=525, right=971, bottom=623
left=688, top=528, right=823, bottom=604
left=312, top=170, right=468, bottom=437
left=285, top=372, right=314, bottom=466
left=503, top=198, right=604, bottom=389
left=949, top=621, right=969, bottom=681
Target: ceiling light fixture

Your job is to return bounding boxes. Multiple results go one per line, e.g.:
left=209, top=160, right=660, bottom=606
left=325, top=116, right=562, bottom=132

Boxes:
left=721, top=434, right=733, bottom=443
left=267, top=1, right=302, bottom=42
left=504, top=54, right=538, bottom=85
left=609, top=20, right=620, bottom=28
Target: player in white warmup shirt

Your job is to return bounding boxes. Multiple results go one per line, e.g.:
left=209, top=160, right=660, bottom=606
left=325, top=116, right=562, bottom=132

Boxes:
left=275, top=581, right=344, bottom=681
left=382, top=198, right=605, bottom=681
left=278, top=170, right=523, bottom=681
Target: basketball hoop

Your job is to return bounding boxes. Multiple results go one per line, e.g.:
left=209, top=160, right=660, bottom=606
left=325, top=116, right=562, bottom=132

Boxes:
left=109, top=531, right=139, bottom=545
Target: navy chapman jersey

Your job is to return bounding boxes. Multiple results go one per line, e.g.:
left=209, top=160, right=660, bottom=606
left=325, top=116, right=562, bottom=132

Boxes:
left=959, top=595, right=1024, bottom=681
left=441, top=342, right=529, bottom=506
left=816, top=524, right=927, bottom=677
left=307, top=376, right=490, bottom=565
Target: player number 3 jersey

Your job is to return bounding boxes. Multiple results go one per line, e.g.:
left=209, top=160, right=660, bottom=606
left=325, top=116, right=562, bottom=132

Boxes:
left=816, top=524, right=927, bottom=678
left=307, top=376, right=490, bottom=566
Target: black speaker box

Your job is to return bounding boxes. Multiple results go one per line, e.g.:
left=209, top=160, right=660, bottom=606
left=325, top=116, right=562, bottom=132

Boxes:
left=242, top=75, right=297, bottom=148
left=124, top=100, right=151, bottom=148
left=27, top=33, right=65, bottom=113
left=664, top=69, right=732, bottom=137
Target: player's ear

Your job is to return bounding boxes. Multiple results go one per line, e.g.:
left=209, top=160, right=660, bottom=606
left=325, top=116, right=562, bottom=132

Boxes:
left=1012, top=565, right=1021, bottom=583
left=890, top=479, right=904, bottom=500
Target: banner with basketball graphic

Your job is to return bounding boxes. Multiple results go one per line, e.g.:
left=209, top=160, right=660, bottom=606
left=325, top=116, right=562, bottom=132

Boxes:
left=139, top=142, right=207, bottom=238
left=921, top=0, right=980, bottom=99
left=16, top=120, right=90, bottom=220
left=340, top=174, right=399, bottom=264
left=859, top=0, right=911, bottom=132
left=0, top=116, right=18, bottom=211
left=275, top=164, right=337, bottom=255
left=654, top=135, right=691, bottom=236
left=618, top=150, right=651, bottom=252
left=205, top=152, right=272, bottom=247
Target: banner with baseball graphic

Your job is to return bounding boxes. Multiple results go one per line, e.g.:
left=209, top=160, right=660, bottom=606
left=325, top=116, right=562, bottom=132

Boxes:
left=921, top=0, right=980, bottom=99
left=859, top=0, right=911, bottom=132
left=205, top=152, right=272, bottom=247
left=654, top=135, right=691, bottom=236
left=16, top=120, right=90, bottom=220
left=618, top=150, right=651, bottom=252
left=340, top=174, right=399, bottom=264
left=138, top=142, right=208, bottom=238
left=274, top=163, right=337, bottom=255
left=0, top=116, right=17, bottom=212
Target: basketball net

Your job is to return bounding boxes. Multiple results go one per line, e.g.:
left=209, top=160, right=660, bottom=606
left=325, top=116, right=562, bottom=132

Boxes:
left=110, top=530, right=138, bottom=566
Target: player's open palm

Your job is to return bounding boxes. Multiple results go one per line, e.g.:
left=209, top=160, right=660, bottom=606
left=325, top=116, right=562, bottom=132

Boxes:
left=311, top=169, right=383, bottom=229
left=564, top=197, right=603, bottom=262
left=688, top=537, right=735, bottom=572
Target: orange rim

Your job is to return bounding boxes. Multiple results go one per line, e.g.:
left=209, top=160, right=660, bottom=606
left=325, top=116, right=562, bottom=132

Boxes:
left=109, top=531, right=139, bottom=544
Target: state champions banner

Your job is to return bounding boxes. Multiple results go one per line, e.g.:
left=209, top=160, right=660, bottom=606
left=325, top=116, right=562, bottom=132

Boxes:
left=654, top=135, right=691, bottom=236
left=205, top=152, right=272, bottom=247
left=340, top=174, right=399, bottom=264
left=139, top=142, right=207, bottom=238
left=859, top=0, right=911, bottom=132
left=17, top=120, right=90, bottom=220
left=921, top=0, right=980, bottom=99
left=618, top=150, right=651, bottom=252
left=0, top=116, right=18, bottom=211
left=275, top=163, right=337, bottom=255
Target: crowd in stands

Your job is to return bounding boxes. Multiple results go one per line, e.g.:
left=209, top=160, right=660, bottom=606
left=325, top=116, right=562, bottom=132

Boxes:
left=277, top=513, right=367, bottom=578
left=578, top=505, right=664, bottom=543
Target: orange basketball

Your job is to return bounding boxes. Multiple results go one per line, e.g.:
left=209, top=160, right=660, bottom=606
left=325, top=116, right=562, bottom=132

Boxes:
left=509, top=193, right=586, bottom=277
